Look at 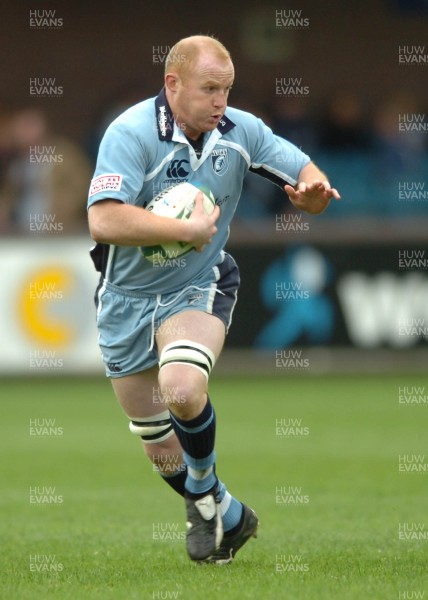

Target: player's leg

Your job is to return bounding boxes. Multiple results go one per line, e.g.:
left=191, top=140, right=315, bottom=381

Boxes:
left=95, top=283, right=187, bottom=495
left=110, top=366, right=187, bottom=495
left=157, top=310, right=245, bottom=560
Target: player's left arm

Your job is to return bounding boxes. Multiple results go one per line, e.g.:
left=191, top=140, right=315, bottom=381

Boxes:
left=284, top=162, right=341, bottom=215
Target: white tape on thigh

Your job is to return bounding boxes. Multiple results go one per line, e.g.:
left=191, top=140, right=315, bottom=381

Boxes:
left=158, top=339, right=216, bottom=380
left=129, top=410, right=174, bottom=444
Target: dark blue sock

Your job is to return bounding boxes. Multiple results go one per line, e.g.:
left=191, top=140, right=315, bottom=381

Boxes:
left=169, top=397, right=217, bottom=497
left=160, top=467, right=186, bottom=496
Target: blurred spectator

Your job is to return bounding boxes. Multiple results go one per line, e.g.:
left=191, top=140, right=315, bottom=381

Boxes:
left=371, top=92, right=427, bottom=215
left=85, top=83, right=149, bottom=163
left=232, top=97, right=289, bottom=222
left=0, top=107, right=92, bottom=234
left=0, top=103, right=16, bottom=231
left=317, top=90, right=373, bottom=151
left=272, top=96, right=319, bottom=155
left=372, top=92, right=426, bottom=170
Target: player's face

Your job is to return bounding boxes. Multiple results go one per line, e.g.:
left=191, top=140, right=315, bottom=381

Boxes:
left=170, top=55, right=234, bottom=140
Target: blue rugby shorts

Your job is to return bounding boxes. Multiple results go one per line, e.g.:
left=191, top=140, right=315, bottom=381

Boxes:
left=95, top=252, right=240, bottom=378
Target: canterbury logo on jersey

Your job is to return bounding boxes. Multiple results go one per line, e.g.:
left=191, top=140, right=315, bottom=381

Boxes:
left=166, top=159, right=190, bottom=178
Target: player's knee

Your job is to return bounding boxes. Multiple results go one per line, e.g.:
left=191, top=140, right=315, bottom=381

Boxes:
left=158, top=339, right=215, bottom=408
left=158, top=372, right=202, bottom=411
left=159, top=339, right=215, bottom=380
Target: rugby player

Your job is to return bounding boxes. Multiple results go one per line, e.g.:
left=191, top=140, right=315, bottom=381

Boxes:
left=87, top=35, right=340, bottom=563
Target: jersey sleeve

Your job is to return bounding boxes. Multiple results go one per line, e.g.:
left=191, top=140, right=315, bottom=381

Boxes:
left=87, top=122, right=147, bottom=209
left=248, top=116, right=311, bottom=188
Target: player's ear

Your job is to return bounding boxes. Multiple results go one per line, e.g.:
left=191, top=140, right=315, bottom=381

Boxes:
left=165, top=73, right=179, bottom=93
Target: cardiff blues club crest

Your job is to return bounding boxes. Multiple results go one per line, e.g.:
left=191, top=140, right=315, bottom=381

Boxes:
left=211, top=148, right=229, bottom=176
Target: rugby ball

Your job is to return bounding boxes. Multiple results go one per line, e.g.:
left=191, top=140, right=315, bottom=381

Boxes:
left=141, top=182, right=216, bottom=264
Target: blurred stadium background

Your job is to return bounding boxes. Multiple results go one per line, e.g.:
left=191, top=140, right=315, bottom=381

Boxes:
left=1, top=2, right=427, bottom=598
left=0, top=0, right=426, bottom=376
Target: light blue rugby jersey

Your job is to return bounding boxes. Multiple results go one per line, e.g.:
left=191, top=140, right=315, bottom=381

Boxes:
left=88, top=88, right=310, bottom=293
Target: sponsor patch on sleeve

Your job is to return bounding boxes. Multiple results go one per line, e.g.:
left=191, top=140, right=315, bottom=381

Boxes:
left=89, top=174, right=123, bottom=196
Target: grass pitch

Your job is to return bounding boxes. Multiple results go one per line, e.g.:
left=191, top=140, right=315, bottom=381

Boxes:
left=1, top=373, right=427, bottom=599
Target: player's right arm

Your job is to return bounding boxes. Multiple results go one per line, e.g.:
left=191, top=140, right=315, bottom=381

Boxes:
left=88, top=193, right=219, bottom=252
left=88, top=112, right=219, bottom=252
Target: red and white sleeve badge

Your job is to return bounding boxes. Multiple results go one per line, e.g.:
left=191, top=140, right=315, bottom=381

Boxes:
left=89, top=174, right=123, bottom=196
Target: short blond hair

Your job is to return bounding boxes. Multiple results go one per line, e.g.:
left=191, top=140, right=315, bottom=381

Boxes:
left=165, top=35, right=232, bottom=79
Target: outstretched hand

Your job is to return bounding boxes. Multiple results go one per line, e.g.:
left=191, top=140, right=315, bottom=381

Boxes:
left=284, top=180, right=341, bottom=215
